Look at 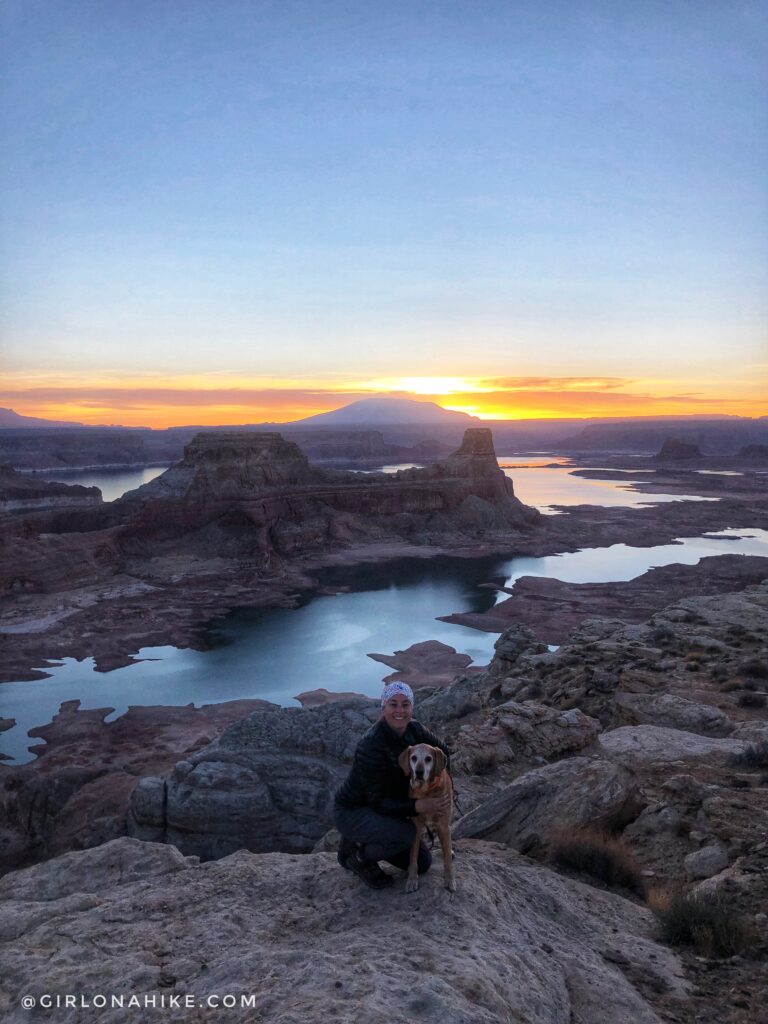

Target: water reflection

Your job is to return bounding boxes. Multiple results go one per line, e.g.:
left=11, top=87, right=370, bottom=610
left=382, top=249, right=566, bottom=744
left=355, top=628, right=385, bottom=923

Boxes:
left=34, top=466, right=169, bottom=502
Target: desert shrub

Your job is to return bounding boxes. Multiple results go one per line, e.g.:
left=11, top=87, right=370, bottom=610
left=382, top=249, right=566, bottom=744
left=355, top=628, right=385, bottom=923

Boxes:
left=737, top=692, right=767, bottom=708
left=710, top=664, right=727, bottom=682
left=548, top=827, right=645, bottom=895
left=739, top=657, right=768, bottom=679
left=740, top=679, right=759, bottom=692
left=719, top=680, right=742, bottom=693
left=654, top=892, right=754, bottom=958
left=730, top=777, right=750, bottom=789
left=729, top=741, right=768, bottom=769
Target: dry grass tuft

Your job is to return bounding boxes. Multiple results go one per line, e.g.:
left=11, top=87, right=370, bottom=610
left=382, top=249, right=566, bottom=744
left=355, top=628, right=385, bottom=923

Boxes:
left=548, top=826, right=645, bottom=895
left=739, top=657, right=768, bottom=679
left=653, top=891, right=755, bottom=958
left=737, top=691, right=767, bottom=708
left=729, top=741, right=768, bottom=770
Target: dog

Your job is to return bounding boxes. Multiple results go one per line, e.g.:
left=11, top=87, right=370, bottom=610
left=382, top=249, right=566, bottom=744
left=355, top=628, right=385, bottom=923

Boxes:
left=398, top=743, right=456, bottom=893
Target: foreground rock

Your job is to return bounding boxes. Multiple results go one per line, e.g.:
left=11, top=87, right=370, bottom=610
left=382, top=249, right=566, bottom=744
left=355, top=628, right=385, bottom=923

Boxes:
left=129, top=703, right=379, bottom=858
left=598, top=726, right=749, bottom=766
left=454, top=701, right=601, bottom=774
left=0, top=836, right=687, bottom=1024
left=452, top=757, right=640, bottom=853
left=0, top=699, right=274, bottom=873
left=614, top=693, right=734, bottom=737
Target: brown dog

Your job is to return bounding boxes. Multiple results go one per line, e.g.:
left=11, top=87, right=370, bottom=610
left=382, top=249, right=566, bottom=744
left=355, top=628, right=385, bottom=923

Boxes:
left=398, top=743, right=456, bottom=893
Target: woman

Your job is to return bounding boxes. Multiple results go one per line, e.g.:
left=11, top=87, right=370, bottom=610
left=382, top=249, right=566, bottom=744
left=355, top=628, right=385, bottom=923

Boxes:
left=334, top=681, right=452, bottom=889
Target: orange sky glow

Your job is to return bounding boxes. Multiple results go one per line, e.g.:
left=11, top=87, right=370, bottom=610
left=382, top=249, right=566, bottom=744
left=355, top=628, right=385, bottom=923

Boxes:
left=2, top=373, right=765, bottom=428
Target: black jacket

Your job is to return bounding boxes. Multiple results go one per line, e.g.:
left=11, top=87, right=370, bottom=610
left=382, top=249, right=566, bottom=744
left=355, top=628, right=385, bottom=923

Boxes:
left=334, top=718, right=450, bottom=819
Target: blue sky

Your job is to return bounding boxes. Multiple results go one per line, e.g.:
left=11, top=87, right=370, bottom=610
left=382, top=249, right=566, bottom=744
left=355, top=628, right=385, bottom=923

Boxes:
left=1, top=0, right=766, bottom=423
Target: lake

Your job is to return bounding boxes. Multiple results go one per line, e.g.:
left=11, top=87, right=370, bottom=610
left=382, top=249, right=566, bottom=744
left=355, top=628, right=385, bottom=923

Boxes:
left=2, top=526, right=766, bottom=764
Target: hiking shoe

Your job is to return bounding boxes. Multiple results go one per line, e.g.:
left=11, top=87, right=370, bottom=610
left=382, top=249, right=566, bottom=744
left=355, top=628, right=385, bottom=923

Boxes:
left=337, top=835, right=357, bottom=870
left=346, top=849, right=393, bottom=890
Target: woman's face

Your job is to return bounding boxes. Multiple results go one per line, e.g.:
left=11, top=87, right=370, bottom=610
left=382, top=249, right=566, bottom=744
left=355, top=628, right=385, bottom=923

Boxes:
left=382, top=695, right=413, bottom=735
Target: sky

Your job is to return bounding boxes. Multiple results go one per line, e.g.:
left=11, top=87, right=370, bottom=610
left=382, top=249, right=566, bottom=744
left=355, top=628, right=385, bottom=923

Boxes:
left=1, top=0, right=766, bottom=427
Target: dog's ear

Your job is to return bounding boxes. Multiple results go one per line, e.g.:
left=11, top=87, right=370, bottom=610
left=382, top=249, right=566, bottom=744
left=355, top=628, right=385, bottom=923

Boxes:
left=398, top=747, right=413, bottom=776
left=433, top=747, right=447, bottom=776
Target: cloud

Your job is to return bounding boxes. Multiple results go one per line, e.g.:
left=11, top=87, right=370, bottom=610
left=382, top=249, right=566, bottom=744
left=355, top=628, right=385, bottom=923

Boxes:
left=477, top=376, right=633, bottom=392
left=0, top=387, right=376, bottom=410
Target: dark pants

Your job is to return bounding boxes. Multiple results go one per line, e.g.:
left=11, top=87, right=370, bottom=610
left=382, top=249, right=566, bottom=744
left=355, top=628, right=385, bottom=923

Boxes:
left=334, top=805, right=432, bottom=874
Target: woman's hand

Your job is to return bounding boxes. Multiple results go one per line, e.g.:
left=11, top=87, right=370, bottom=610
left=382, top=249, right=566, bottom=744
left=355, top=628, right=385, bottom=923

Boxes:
left=415, top=792, right=451, bottom=816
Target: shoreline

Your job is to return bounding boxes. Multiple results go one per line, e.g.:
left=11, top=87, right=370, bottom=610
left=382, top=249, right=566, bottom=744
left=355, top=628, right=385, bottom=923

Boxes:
left=3, top=491, right=767, bottom=686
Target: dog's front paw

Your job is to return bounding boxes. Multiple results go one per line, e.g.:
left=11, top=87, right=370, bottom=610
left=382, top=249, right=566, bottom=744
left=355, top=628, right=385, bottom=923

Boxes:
left=405, top=877, right=419, bottom=894
left=445, top=878, right=457, bottom=893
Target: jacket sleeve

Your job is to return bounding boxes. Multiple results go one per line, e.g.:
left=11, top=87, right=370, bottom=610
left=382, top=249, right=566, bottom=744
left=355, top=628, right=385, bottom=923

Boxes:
left=356, top=742, right=417, bottom=819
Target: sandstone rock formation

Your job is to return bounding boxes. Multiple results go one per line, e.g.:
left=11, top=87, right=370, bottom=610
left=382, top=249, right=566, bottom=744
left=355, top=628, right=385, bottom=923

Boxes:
left=116, top=427, right=538, bottom=560
left=737, top=443, right=768, bottom=460
left=493, top=581, right=768, bottom=727
left=656, top=439, right=704, bottom=461
left=597, top=726, right=749, bottom=766
left=453, top=701, right=601, bottom=773
left=0, top=699, right=275, bottom=872
left=129, top=703, right=380, bottom=859
left=439, top=555, right=768, bottom=643
left=452, top=757, right=640, bottom=853
left=613, top=693, right=733, bottom=737
left=0, top=464, right=102, bottom=513
left=0, top=836, right=688, bottom=1024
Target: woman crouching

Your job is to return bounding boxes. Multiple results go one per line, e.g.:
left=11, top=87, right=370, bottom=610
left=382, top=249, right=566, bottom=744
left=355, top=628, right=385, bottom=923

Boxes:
left=334, top=682, right=451, bottom=889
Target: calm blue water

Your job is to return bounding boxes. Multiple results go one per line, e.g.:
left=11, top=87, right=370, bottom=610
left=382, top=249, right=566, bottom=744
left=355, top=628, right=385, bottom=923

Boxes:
left=34, top=466, right=169, bottom=502
left=2, top=528, right=766, bottom=764
left=496, top=457, right=718, bottom=513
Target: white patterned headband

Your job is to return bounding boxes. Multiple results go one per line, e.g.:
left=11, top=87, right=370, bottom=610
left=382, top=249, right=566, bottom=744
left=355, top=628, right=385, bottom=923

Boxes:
left=381, top=682, right=414, bottom=707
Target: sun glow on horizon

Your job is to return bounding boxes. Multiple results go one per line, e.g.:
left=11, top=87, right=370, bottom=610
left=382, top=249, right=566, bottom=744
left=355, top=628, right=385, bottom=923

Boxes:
left=1, top=369, right=765, bottom=428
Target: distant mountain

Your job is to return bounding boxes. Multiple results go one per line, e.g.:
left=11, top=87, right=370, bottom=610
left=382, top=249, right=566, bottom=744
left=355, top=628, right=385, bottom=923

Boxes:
left=0, top=407, right=85, bottom=428
left=294, top=397, right=477, bottom=427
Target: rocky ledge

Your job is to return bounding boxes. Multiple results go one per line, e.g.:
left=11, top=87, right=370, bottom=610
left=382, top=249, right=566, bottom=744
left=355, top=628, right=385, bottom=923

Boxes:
left=0, top=464, right=102, bottom=513
left=438, top=554, right=768, bottom=643
left=0, top=836, right=688, bottom=1024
